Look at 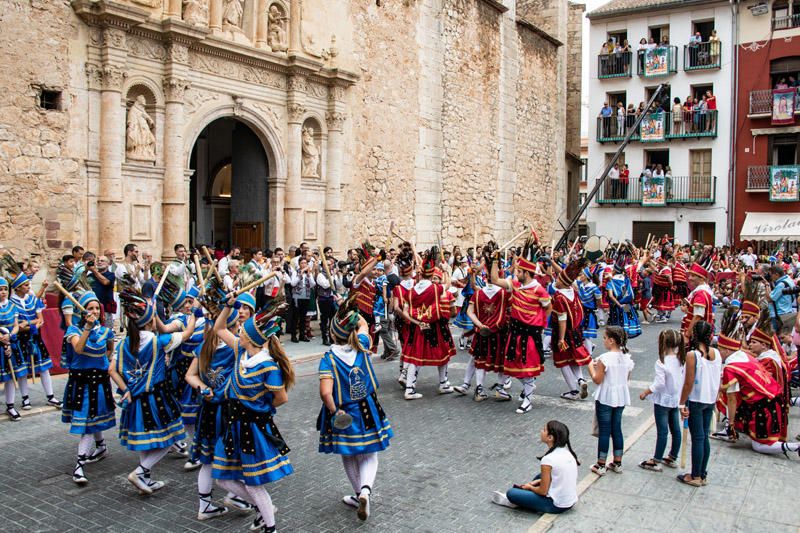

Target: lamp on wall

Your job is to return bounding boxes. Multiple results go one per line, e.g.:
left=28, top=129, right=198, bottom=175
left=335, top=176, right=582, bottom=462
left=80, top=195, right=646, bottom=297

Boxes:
left=749, top=2, right=769, bottom=16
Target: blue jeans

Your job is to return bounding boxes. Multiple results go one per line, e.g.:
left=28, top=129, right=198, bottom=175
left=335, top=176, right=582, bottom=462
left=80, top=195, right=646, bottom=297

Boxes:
left=506, top=475, right=571, bottom=514
left=653, top=404, right=681, bottom=461
left=596, top=401, right=624, bottom=462
left=687, top=400, right=714, bottom=479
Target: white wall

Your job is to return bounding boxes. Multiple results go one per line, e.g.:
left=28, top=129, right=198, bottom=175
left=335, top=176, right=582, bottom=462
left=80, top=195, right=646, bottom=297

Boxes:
left=585, top=2, right=733, bottom=246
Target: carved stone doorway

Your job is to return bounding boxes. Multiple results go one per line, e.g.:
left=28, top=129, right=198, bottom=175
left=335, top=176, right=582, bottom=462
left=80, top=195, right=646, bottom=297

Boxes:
left=189, top=117, right=270, bottom=251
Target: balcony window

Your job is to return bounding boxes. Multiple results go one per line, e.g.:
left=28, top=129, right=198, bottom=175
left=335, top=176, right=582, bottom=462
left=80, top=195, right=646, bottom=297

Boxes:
left=684, top=40, right=721, bottom=71
left=636, top=46, right=678, bottom=77
left=773, top=3, right=800, bottom=30
left=598, top=51, right=633, bottom=79
left=596, top=110, right=718, bottom=143
left=595, top=175, right=716, bottom=205
left=748, top=87, right=800, bottom=116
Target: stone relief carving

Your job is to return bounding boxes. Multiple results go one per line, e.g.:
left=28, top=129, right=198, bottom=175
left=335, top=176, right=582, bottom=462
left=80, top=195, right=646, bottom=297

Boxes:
left=189, top=53, right=286, bottom=90
left=267, top=4, right=288, bottom=52
left=288, top=74, right=307, bottom=93
left=101, top=65, right=127, bottom=91
left=164, top=76, right=191, bottom=102
left=103, top=27, right=126, bottom=49
left=325, top=111, right=346, bottom=131
left=252, top=102, right=282, bottom=136
left=287, top=102, right=306, bottom=122
left=128, top=37, right=167, bottom=61
left=328, top=85, right=345, bottom=103
left=126, top=95, right=156, bottom=161
left=306, top=82, right=327, bottom=100
left=301, top=126, right=320, bottom=178
left=167, top=43, right=190, bottom=64
left=85, top=63, right=103, bottom=90
left=185, top=88, right=220, bottom=113
left=182, top=0, right=208, bottom=26
left=130, top=0, right=161, bottom=7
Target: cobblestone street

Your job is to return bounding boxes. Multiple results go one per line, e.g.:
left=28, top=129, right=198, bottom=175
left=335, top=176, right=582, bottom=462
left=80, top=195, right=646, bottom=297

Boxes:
left=1, top=316, right=798, bottom=532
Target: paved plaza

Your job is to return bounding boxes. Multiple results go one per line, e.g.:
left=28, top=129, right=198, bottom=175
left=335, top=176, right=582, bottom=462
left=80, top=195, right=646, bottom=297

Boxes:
left=1, top=316, right=799, bottom=533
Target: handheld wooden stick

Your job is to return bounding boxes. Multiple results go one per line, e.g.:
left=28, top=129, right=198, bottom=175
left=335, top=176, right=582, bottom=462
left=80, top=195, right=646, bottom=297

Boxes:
left=201, top=246, right=223, bottom=283
left=321, top=246, right=334, bottom=285
left=497, top=226, right=530, bottom=253
left=680, top=418, right=689, bottom=469
left=384, top=221, right=394, bottom=252
left=192, top=253, right=205, bottom=296
left=153, top=268, right=169, bottom=297
left=52, top=281, right=87, bottom=314
left=234, top=272, right=278, bottom=297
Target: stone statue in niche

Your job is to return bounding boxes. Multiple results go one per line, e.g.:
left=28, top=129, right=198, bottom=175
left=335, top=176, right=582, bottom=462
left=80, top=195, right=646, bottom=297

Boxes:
left=222, top=0, right=243, bottom=30
left=267, top=4, right=288, bottom=52
left=126, top=95, right=156, bottom=161
left=182, top=0, right=208, bottom=26
left=301, top=126, right=320, bottom=178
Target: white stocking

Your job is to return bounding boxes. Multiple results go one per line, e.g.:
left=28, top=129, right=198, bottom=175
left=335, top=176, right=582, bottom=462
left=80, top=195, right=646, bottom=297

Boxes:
left=437, top=364, right=449, bottom=384
left=405, top=363, right=418, bottom=390
left=4, top=381, right=14, bottom=405
left=560, top=366, right=578, bottom=391
left=572, top=365, right=585, bottom=382
left=244, top=485, right=276, bottom=528
left=751, top=441, right=799, bottom=455
left=475, top=369, right=486, bottom=388
left=583, top=339, right=594, bottom=354
left=78, top=434, right=94, bottom=457
left=216, top=479, right=253, bottom=505
left=521, top=378, right=536, bottom=397
left=19, top=377, right=29, bottom=396
left=341, top=455, right=361, bottom=494
left=495, top=372, right=505, bottom=386
left=542, top=334, right=551, bottom=352
left=198, top=464, right=214, bottom=495
left=94, top=431, right=105, bottom=444
left=39, top=370, right=54, bottom=396
left=139, top=447, right=170, bottom=470
left=356, top=452, right=378, bottom=495
left=462, top=358, right=476, bottom=387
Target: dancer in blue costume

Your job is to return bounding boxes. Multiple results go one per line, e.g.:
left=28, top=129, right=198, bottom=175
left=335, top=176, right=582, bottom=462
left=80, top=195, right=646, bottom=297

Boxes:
left=9, top=271, right=61, bottom=409
left=61, top=291, right=115, bottom=485
left=163, top=286, right=206, bottom=470
left=318, top=300, right=393, bottom=521
left=606, top=260, right=642, bottom=339
left=109, top=288, right=198, bottom=496
left=0, top=277, right=28, bottom=420
left=213, top=297, right=295, bottom=533
left=185, top=306, right=242, bottom=520
left=577, top=267, right=602, bottom=352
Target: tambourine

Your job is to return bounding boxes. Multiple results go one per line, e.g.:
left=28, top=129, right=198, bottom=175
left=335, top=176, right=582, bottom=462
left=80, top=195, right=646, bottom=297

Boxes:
left=30, top=265, right=49, bottom=295
left=584, top=235, right=603, bottom=262
left=333, top=411, right=353, bottom=430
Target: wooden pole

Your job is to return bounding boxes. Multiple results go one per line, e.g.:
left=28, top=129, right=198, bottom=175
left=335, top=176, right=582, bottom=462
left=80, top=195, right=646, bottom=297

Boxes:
left=497, top=226, right=530, bottom=253
left=153, top=269, right=169, bottom=297
left=192, top=253, right=205, bottom=296
left=201, top=246, right=223, bottom=283
left=234, top=272, right=278, bottom=297
left=52, top=281, right=87, bottom=313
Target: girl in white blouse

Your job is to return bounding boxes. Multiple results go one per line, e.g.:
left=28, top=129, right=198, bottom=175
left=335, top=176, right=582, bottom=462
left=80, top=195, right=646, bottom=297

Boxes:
left=588, top=326, right=634, bottom=476
left=639, top=330, right=685, bottom=471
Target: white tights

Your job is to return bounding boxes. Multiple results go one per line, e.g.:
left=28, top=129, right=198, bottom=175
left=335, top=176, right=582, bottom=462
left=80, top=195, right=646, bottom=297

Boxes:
left=138, top=448, right=170, bottom=471
left=404, top=364, right=449, bottom=390
left=341, top=453, right=379, bottom=496
left=751, top=441, right=799, bottom=455
left=4, top=381, right=14, bottom=405
left=461, top=358, right=476, bottom=387
left=39, top=370, right=54, bottom=396
left=216, top=479, right=276, bottom=527
left=19, top=377, right=29, bottom=397
left=559, top=365, right=585, bottom=392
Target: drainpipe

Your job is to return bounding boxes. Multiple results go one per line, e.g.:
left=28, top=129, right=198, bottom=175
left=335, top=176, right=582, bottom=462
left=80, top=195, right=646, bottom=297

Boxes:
left=728, top=0, right=739, bottom=246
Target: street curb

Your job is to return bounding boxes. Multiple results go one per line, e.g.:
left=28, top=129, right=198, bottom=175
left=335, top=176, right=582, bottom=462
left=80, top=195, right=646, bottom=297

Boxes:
left=526, top=415, right=657, bottom=533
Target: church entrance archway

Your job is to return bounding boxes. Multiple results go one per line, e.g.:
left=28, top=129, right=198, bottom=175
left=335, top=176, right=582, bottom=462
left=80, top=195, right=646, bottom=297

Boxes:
left=189, top=118, right=269, bottom=251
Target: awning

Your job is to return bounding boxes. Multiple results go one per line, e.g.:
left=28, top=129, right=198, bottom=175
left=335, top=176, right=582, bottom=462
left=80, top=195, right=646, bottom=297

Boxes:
left=740, top=212, right=800, bottom=241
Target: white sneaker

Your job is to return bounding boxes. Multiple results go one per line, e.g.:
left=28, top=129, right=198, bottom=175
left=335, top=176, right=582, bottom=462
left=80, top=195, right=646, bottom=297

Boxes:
left=169, top=441, right=189, bottom=458
left=453, top=384, right=470, bottom=395
left=146, top=479, right=165, bottom=492
left=342, top=495, right=359, bottom=508
left=127, top=470, right=153, bottom=495
left=357, top=493, right=370, bottom=521
left=492, top=387, right=511, bottom=402
left=560, top=391, right=581, bottom=401
left=491, top=490, right=518, bottom=509
left=198, top=502, right=229, bottom=521
left=502, top=377, right=512, bottom=390
left=184, top=459, right=202, bottom=471
left=473, top=385, right=488, bottom=402
left=224, top=495, right=255, bottom=512
left=404, top=388, right=423, bottom=400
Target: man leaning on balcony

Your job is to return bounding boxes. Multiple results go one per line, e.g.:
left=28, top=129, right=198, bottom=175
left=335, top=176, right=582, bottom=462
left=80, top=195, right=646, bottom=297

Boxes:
left=600, top=102, right=613, bottom=139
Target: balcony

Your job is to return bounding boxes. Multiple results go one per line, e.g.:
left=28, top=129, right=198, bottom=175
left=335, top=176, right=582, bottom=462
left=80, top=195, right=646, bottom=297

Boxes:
left=748, top=87, right=800, bottom=117
left=772, top=13, right=800, bottom=30
left=596, top=110, right=718, bottom=143
left=747, top=166, right=770, bottom=191
left=636, top=46, right=678, bottom=77
left=598, top=52, right=633, bottom=79
left=595, top=176, right=716, bottom=205
left=683, top=41, right=721, bottom=71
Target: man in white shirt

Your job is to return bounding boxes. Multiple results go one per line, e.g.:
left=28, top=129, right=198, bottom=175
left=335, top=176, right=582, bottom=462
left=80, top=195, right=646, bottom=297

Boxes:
left=607, top=163, right=620, bottom=199
left=738, top=246, right=757, bottom=270
left=169, top=243, right=196, bottom=289
left=115, top=243, right=145, bottom=289
left=223, top=259, right=240, bottom=293
left=217, top=246, right=240, bottom=277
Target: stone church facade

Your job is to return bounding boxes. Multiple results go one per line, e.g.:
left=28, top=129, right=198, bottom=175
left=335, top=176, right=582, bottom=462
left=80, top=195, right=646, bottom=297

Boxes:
left=0, top=0, right=581, bottom=262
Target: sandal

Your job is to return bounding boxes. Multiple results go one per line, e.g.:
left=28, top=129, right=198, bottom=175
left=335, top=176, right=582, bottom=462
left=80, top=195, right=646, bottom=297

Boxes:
left=661, top=457, right=678, bottom=469
left=638, top=459, right=662, bottom=472
left=676, top=474, right=702, bottom=487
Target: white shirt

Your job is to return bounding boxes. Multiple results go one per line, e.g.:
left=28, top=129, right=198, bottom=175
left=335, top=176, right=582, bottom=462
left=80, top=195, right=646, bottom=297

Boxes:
left=722, top=350, right=748, bottom=393
left=451, top=267, right=468, bottom=307
left=608, top=167, right=620, bottom=180
left=115, top=261, right=144, bottom=289
left=541, top=447, right=578, bottom=509
left=648, top=354, right=684, bottom=408
left=739, top=253, right=757, bottom=269
left=593, top=351, right=634, bottom=407
left=687, top=348, right=722, bottom=404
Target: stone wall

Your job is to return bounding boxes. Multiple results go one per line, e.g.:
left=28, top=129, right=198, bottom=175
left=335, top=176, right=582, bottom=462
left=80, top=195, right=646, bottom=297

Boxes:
left=565, top=2, right=584, bottom=157
left=513, top=25, right=560, bottom=240
left=0, top=0, right=83, bottom=265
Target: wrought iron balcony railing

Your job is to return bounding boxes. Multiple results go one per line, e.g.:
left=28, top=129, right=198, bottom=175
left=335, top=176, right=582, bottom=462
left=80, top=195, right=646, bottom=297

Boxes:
left=595, top=176, right=716, bottom=205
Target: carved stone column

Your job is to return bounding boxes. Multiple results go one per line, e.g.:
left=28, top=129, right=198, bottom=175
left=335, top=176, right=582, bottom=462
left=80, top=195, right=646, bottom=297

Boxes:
left=167, top=0, right=182, bottom=17
left=161, top=74, right=191, bottom=260
left=284, top=84, right=305, bottom=246
left=324, top=106, right=345, bottom=252
left=97, top=63, right=127, bottom=254
left=209, top=0, right=223, bottom=32
left=256, top=0, right=268, bottom=48
left=161, top=43, right=191, bottom=260
left=288, top=0, right=302, bottom=55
